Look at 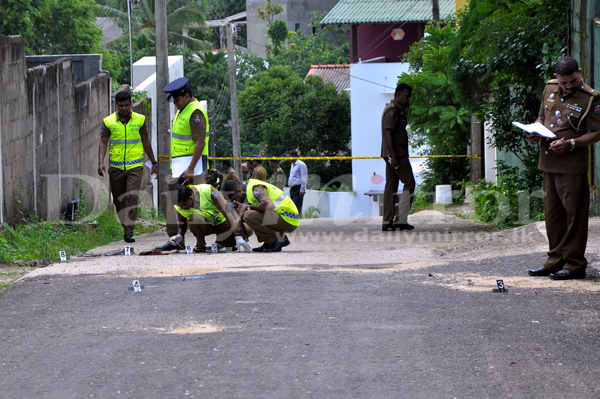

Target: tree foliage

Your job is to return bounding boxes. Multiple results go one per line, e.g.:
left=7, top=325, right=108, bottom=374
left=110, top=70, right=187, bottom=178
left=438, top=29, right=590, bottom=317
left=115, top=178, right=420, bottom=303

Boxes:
left=400, top=23, right=471, bottom=193
left=238, top=65, right=351, bottom=186
left=257, top=0, right=283, bottom=26
left=97, top=0, right=211, bottom=51
left=0, top=0, right=103, bottom=55
left=266, top=12, right=350, bottom=77
left=449, top=0, right=568, bottom=189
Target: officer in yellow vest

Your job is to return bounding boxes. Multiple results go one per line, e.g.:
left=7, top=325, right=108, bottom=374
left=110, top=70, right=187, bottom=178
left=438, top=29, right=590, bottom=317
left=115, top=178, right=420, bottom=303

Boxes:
left=98, top=90, right=158, bottom=243
left=223, top=179, right=300, bottom=252
left=157, top=77, right=210, bottom=251
left=170, top=184, right=253, bottom=252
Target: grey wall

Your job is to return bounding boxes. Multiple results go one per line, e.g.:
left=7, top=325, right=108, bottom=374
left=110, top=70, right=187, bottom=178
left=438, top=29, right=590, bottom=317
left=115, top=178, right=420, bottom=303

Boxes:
left=0, top=34, right=111, bottom=225
left=26, top=54, right=103, bottom=85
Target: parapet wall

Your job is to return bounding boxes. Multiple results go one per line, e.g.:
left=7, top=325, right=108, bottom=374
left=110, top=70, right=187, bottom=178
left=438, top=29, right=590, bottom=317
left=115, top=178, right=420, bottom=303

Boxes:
left=0, top=34, right=111, bottom=225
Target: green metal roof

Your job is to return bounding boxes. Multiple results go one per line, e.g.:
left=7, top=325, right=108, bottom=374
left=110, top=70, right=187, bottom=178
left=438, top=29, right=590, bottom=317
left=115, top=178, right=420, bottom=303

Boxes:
left=321, top=0, right=456, bottom=25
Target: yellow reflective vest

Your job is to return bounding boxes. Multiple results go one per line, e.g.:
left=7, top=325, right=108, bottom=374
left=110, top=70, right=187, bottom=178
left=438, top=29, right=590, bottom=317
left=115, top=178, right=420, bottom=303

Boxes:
left=174, top=184, right=226, bottom=226
left=104, top=111, right=145, bottom=170
left=172, top=99, right=209, bottom=158
left=247, top=179, right=300, bottom=226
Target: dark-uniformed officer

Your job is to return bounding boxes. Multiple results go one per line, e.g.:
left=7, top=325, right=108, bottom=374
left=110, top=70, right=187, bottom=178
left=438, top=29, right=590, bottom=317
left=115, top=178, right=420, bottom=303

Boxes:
left=223, top=179, right=299, bottom=252
left=98, top=90, right=158, bottom=243
left=252, top=156, right=267, bottom=181
left=526, top=57, right=600, bottom=280
left=206, top=160, right=223, bottom=189
left=381, top=83, right=415, bottom=232
left=220, top=159, right=240, bottom=187
left=156, top=77, right=209, bottom=251
left=269, top=159, right=286, bottom=190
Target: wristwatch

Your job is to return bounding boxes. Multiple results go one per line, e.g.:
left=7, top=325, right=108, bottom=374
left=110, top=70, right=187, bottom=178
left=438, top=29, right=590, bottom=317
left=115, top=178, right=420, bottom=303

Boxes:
left=570, top=139, right=576, bottom=151
left=152, top=161, right=159, bottom=165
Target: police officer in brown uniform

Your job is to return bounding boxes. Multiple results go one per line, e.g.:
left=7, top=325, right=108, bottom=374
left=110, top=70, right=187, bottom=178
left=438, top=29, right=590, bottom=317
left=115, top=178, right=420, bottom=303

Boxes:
left=269, top=159, right=286, bottom=190
left=381, top=83, right=416, bottom=231
left=156, top=77, right=209, bottom=251
left=220, top=159, right=240, bottom=187
left=527, top=57, right=600, bottom=280
left=98, top=90, right=158, bottom=243
left=252, top=157, right=268, bottom=181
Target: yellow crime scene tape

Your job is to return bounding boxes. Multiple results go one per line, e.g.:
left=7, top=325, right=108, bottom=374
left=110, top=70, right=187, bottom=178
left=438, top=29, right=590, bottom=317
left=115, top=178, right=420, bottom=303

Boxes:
left=157, top=155, right=481, bottom=162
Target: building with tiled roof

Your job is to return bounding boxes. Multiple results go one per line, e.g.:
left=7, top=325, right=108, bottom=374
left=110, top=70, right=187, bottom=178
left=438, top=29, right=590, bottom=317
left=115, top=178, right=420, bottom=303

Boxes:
left=305, top=64, right=350, bottom=94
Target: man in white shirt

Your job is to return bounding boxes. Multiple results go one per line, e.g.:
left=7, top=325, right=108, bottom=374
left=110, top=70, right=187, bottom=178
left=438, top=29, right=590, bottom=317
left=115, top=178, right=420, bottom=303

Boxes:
left=287, top=150, right=308, bottom=215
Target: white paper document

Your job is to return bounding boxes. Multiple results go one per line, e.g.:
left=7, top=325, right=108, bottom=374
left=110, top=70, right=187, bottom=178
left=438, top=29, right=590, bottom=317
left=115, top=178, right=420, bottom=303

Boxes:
left=512, top=121, right=556, bottom=139
left=171, top=155, right=204, bottom=177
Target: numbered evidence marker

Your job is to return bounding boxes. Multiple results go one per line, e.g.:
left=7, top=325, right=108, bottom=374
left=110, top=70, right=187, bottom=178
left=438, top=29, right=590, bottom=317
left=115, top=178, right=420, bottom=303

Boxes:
left=124, top=246, right=131, bottom=256
left=493, top=279, right=508, bottom=293
left=186, top=245, right=193, bottom=254
left=211, top=243, right=218, bottom=253
left=128, top=279, right=145, bottom=292
left=59, top=251, right=67, bottom=262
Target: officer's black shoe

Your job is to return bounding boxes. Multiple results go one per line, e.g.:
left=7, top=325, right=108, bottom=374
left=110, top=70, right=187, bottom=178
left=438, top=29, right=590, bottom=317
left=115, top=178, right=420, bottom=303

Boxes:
left=155, top=240, right=185, bottom=251
left=263, top=241, right=283, bottom=253
left=527, top=266, right=552, bottom=277
left=252, top=242, right=271, bottom=252
left=393, top=223, right=415, bottom=231
left=279, top=236, right=290, bottom=247
left=382, top=224, right=396, bottom=231
left=124, top=235, right=135, bottom=243
left=193, top=246, right=207, bottom=253
left=549, top=269, right=586, bottom=280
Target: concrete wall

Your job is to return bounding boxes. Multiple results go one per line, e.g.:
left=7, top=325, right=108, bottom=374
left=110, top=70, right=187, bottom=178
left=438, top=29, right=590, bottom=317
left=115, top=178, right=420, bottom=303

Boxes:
left=0, top=34, right=111, bottom=225
left=26, top=54, right=103, bottom=85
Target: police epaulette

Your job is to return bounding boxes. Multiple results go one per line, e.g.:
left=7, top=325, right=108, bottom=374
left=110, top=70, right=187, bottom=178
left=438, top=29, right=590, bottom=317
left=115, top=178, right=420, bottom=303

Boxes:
left=547, top=79, right=558, bottom=84
left=581, top=84, right=599, bottom=97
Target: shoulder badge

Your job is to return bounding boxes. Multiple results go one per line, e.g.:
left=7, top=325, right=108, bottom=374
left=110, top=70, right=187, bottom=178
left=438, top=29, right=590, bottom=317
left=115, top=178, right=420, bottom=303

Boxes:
left=194, top=115, right=202, bottom=124
left=253, top=189, right=260, bottom=198
left=595, top=104, right=600, bottom=115
left=211, top=191, right=219, bottom=200
left=232, top=172, right=236, bottom=177
left=390, top=111, right=396, bottom=118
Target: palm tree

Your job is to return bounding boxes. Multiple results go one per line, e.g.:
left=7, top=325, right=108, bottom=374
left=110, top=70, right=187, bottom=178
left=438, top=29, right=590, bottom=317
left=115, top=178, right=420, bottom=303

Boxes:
left=98, top=0, right=211, bottom=51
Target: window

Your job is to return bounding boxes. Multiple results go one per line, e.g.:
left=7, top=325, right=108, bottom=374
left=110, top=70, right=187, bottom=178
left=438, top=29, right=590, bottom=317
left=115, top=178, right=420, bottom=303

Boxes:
left=295, top=23, right=300, bottom=32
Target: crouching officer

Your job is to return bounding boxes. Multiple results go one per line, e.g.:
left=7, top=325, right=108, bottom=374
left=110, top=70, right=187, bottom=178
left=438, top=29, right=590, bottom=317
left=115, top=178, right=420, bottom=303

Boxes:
left=170, top=184, right=252, bottom=252
left=222, top=179, right=299, bottom=252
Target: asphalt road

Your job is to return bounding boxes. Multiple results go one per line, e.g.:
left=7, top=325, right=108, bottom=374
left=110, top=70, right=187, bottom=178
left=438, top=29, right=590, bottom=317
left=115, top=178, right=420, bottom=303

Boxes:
left=2, top=251, right=600, bottom=398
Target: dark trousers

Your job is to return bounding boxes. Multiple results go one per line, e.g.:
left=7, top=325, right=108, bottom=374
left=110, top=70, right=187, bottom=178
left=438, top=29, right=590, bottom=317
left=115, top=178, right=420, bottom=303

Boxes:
left=108, top=166, right=143, bottom=236
left=383, top=157, right=415, bottom=225
left=289, top=185, right=304, bottom=215
left=166, top=174, right=205, bottom=245
left=543, top=172, right=589, bottom=273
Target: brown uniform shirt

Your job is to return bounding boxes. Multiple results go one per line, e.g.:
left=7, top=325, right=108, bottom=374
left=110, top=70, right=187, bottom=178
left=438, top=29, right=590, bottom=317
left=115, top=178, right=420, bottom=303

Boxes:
left=253, top=165, right=268, bottom=181
left=380, top=100, right=409, bottom=158
left=223, top=167, right=240, bottom=182
left=538, top=80, right=600, bottom=174
left=189, top=109, right=206, bottom=143
left=101, top=112, right=149, bottom=137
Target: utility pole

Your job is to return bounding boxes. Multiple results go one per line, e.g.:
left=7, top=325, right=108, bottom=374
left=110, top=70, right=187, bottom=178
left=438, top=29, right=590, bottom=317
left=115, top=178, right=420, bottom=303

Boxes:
left=432, top=0, right=440, bottom=23
left=155, top=0, right=170, bottom=215
left=226, top=21, right=242, bottom=177
left=471, top=114, right=483, bottom=184
left=209, top=99, right=216, bottom=159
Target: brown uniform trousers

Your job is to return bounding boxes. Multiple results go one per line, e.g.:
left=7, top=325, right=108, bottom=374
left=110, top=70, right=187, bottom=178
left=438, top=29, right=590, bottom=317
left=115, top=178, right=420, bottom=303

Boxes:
left=166, top=175, right=206, bottom=244
left=244, top=210, right=297, bottom=245
left=383, top=157, right=415, bottom=225
left=186, top=215, right=236, bottom=249
left=108, top=166, right=143, bottom=236
left=543, top=172, right=589, bottom=273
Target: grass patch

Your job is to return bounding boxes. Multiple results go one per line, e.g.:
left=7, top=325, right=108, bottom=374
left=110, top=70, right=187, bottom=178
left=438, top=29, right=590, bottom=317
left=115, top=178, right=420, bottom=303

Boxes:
left=0, top=205, right=164, bottom=263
